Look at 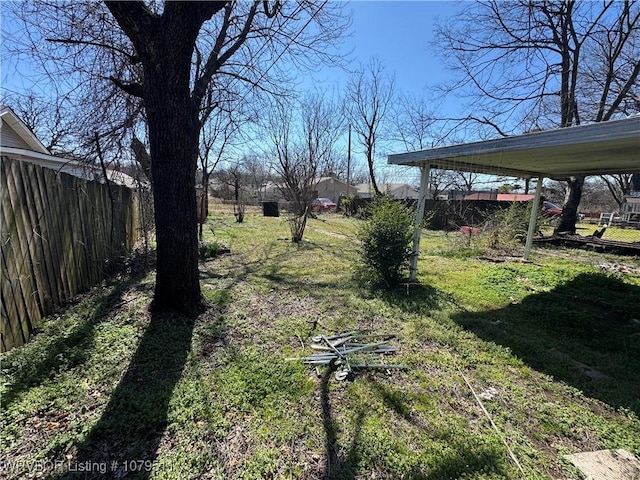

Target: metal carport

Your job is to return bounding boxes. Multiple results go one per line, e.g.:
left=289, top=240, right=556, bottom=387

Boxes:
left=387, top=115, right=640, bottom=279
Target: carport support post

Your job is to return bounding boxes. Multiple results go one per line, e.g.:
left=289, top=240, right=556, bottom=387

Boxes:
left=524, top=177, right=544, bottom=260
left=410, top=164, right=430, bottom=280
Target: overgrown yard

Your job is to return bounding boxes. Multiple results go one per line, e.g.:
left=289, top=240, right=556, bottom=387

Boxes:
left=2, top=214, right=639, bottom=479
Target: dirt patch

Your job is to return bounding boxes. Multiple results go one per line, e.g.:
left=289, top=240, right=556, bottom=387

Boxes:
left=595, top=262, right=640, bottom=276
left=309, top=227, right=356, bottom=240
left=565, top=449, right=640, bottom=480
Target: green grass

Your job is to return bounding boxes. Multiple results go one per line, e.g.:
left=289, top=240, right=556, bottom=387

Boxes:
left=539, top=221, right=640, bottom=242
left=2, top=213, right=639, bottom=479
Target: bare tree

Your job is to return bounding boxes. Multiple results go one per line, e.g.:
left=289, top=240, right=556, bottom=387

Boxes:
left=436, top=0, right=640, bottom=234
left=242, top=154, right=270, bottom=201
left=346, top=58, right=395, bottom=197
left=215, top=163, right=246, bottom=202
left=581, top=177, right=622, bottom=213
left=599, top=174, right=636, bottom=208
left=427, top=170, right=458, bottom=200
left=197, top=96, right=244, bottom=237
left=267, top=93, right=343, bottom=242
left=388, top=92, right=465, bottom=199
left=8, top=1, right=349, bottom=315
left=349, top=163, right=371, bottom=186
left=319, top=152, right=350, bottom=181
left=1, top=92, right=77, bottom=154
left=390, top=92, right=438, bottom=151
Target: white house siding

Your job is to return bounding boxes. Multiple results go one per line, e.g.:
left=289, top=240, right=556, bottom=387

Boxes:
left=0, top=123, right=31, bottom=150
left=355, top=183, right=419, bottom=200
left=314, top=177, right=357, bottom=203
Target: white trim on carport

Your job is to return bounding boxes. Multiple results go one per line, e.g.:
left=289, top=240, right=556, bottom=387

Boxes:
left=387, top=116, right=640, bottom=280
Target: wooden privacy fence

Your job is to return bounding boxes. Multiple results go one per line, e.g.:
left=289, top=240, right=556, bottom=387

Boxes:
left=1, top=156, right=144, bottom=352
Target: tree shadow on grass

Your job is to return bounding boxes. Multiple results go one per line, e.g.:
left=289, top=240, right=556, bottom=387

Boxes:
left=367, top=380, right=512, bottom=479
left=319, top=371, right=511, bottom=479
left=1, top=278, right=145, bottom=413
left=377, top=283, right=459, bottom=313
left=63, top=311, right=195, bottom=479
left=320, top=367, right=364, bottom=480
left=450, top=272, right=640, bottom=415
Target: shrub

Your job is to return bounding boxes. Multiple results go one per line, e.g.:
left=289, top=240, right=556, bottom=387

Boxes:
left=199, top=241, right=228, bottom=260
left=484, top=202, right=541, bottom=250
left=341, top=195, right=371, bottom=218
left=357, top=195, right=415, bottom=288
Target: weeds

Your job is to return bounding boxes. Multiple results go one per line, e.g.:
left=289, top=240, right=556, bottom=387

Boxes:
left=199, top=241, right=228, bottom=260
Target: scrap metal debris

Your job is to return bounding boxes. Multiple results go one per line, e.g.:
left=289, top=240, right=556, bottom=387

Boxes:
left=286, top=331, right=405, bottom=381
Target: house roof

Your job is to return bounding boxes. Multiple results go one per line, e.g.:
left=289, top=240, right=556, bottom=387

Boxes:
left=317, top=176, right=345, bottom=183
left=497, top=193, right=535, bottom=202
left=388, top=116, right=640, bottom=179
left=355, top=182, right=417, bottom=193
left=1, top=106, right=144, bottom=189
left=463, top=193, right=536, bottom=201
left=3, top=146, right=142, bottom=188
left=1, top=105, right=50, bottom=154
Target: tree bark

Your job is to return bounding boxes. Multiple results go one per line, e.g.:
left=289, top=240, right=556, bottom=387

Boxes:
left=367, top=149, right=381, bottom=196
left=145, top=56, right=202, bottom=315
left=555, top=176, right=584, bottom=235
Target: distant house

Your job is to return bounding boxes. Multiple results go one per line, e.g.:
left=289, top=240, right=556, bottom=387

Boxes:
left=260, top=180, right=285, bottom=200
left=1, top=105, right=142, bottom=188
left=208, top=179, right=255, bottom=202
left=260, top=176, right=357, bottom=203
left=355, top=182, right=420, bottom=199
left=314, top=176, right=358, bottom=203
left=621, top=191, right=640, bottom=223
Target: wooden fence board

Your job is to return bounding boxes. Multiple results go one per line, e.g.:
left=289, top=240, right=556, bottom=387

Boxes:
left=76, top=182, right=97, bottom=286
left=1, top=249, right=26, bottom=351
left=61, top=174, right=79, bottom=296
left=56, top=172, right=75, bottom=299
left=6, top=160, right=40, bottom=334
left=1, top=228, right=28, bottom=349
left=37, top=164, right=65, bottom=305
left=42, top=167, right=71, bottom=302
left=30, top=164, right=59, bottom=308
left=0, top=160, right=24, bottom=351
left=17, top=161, right=48, bottom=315
left=0, top=157, right=145, bottom=352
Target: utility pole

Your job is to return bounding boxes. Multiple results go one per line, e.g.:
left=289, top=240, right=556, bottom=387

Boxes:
left=347, top=123, right=351, bottom=193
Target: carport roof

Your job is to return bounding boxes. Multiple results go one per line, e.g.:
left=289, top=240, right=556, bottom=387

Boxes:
left=387, top=115, right=640, bottom=179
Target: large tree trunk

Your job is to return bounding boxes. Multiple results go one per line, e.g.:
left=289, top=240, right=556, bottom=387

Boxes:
left=143, top=33, right=203, bottom=316
left=555, top=176, right=584, bottom=235
left=146, top=95, right=202, bottom=315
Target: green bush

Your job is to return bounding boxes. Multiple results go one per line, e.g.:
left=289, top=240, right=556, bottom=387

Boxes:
left=357, top=195, right=415, bottom=288
left=484, top=202, right=541, bottom=250
left=199, top=241, right=227, bottom=260
left=340, top=195, right=371, bottom=218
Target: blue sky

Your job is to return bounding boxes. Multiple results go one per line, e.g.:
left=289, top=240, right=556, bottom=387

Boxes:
left=2, top=1, right=462, bottom=113
left=345, top=1, right=458, bottom=94
left=301, top=1, right=462, bottom=108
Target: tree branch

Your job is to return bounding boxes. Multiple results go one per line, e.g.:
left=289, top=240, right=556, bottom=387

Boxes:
left=46, top=37, right=140, bottom=64
left=104, top=1, right=156, bottom=59
left=109, top=76, right=144, bottom=98
left=193, top=1, right=260, bottom=107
